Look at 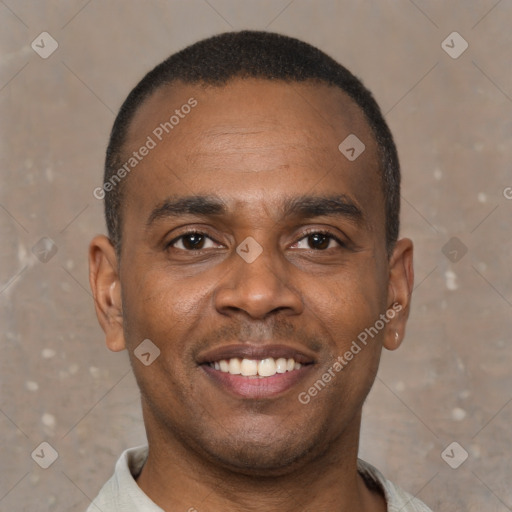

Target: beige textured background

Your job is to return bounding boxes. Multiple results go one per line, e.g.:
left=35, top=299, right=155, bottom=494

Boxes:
left=1, top=1, right=511, bottom=510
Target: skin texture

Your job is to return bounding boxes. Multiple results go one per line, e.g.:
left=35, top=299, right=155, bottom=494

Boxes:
left=89, top=78, right=414, bottom=512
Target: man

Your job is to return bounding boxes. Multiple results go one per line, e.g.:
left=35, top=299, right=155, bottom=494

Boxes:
left=88, top=31, right=430, bottom=511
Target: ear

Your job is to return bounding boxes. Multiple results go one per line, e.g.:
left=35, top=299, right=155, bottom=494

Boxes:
left=88, top=235, right=126, bottom=352
left=383, top=237, right=414, bottom=351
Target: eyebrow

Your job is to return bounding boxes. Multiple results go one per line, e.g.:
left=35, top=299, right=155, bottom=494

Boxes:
left=282, top=194, right=363, bottom=223
left=146, top=196, right=227, bottom=227
left=146, top=194, right=364, bottom=227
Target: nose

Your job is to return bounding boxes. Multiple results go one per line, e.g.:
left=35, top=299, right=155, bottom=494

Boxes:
left=213, top=241, right=304, bottom=320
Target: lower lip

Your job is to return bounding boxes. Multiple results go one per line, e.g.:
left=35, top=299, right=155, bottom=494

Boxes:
left=201, top=365, right=314, bottom=399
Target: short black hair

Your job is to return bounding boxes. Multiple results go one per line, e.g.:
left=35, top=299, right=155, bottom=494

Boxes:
left=104, top=30, right=400, bottom=256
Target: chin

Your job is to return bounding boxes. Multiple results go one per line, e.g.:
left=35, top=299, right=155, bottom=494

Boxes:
left=209, top=445, right=309, bottom=476
left=198, top=426, right=328, bottom=477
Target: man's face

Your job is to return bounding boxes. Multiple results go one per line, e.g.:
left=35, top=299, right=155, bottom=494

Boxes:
left=108, top=79, right=400, bottom=473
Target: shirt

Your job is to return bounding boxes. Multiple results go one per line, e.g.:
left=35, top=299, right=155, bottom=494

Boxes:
left=86, top=445, right=434, bottom=512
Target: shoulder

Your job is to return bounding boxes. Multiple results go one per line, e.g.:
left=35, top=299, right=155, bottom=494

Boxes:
left=86, top=445, right=163, bottom=512
left=357, top=459, right=434, bottom=512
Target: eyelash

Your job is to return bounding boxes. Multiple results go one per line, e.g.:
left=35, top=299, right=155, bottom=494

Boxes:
left=166, top=230, right=218, bottom=251
left=166, top=228, right=345, bottom=251
left=299, top=228, right=345, bottom=248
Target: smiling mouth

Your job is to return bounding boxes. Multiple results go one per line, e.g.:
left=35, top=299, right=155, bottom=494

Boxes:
left=197, top=344, right=316, bottom=398
left=207, top=357, right=305, bottom=378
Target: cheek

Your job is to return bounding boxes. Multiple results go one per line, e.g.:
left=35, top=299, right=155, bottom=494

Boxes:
left=120, top=269, right=213, bottom=410
left=123, top=263, right=208, bottom=318
left=120, top=264, right=213, bottom=353
left=300, top=259, right=387, bottom=398
left=305, top=262, right=386, bottom=340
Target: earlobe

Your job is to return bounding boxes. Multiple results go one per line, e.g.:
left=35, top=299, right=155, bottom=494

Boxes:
left=88, top=235, right=126, bottom=352
left=383, top=238, right=414, bottom=351
left=385, top=329, right=401, bottom=350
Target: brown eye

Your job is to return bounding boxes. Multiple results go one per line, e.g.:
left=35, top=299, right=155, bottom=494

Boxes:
left=181, top=233, right=205, bottom=250
left=307, top=233, right=331, bottom=250
left=169, top=232, right=219, bottom=251
left=293, top=231, right=343, bottom=251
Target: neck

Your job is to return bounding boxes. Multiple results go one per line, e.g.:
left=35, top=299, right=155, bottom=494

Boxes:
left=136, top=411, right=386, bottom=512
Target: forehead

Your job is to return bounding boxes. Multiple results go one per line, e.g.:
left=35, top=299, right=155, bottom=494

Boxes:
left=126, top=78, right=375, bottom=156
left=121, top=78, right=383, bottom=235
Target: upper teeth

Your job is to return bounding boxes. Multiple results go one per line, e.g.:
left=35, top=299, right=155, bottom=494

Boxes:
left=210, top=357, right=302, bottom=377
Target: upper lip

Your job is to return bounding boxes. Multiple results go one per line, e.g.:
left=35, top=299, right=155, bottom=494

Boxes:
left=196, top=343, right=317, bottom=365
